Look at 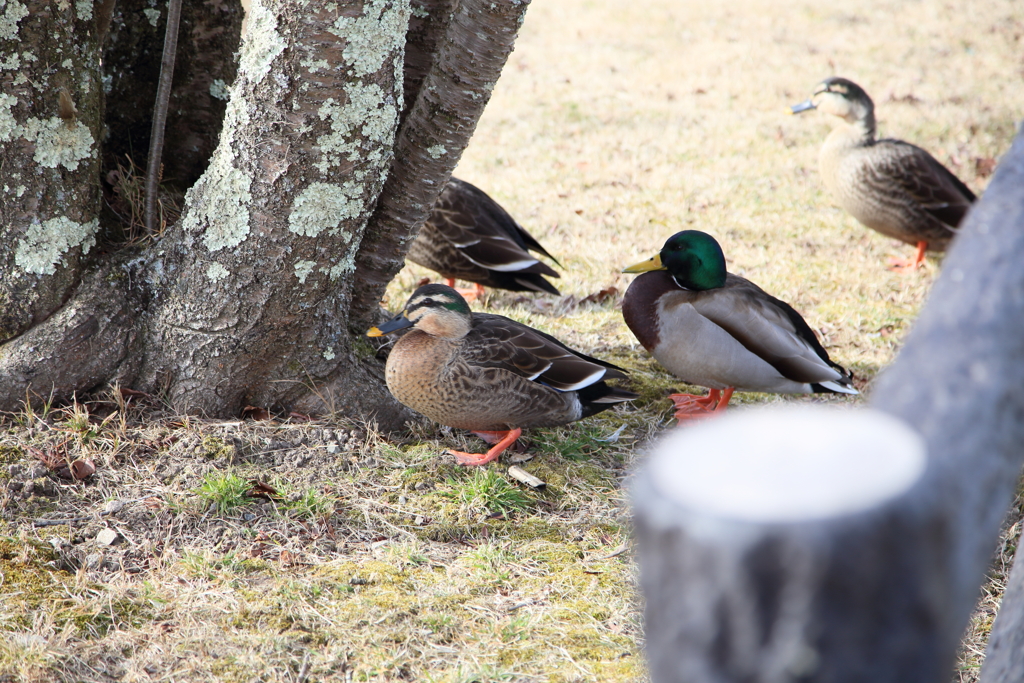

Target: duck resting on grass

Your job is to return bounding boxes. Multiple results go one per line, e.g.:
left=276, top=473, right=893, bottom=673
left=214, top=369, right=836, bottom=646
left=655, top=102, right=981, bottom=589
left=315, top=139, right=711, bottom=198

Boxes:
left=367, top=284, right=636, bottom=465
left=789, top=77, right=976, bottom=272
left=406, top=178, right=561, bottom=301
left=621, top=231, right=858, bottom=423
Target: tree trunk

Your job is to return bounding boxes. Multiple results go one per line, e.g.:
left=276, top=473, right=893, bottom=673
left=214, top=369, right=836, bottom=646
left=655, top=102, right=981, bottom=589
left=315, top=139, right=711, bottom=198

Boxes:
left=0, top=0, right=532, bottom=426
left=633, top=409, right=942, bottom=683
left=0, top=0, right=103, bottom=343
left=400, top=0, right=457, bottom=123
left=346, top=0, right=532, bottom=332
left=131, top=0, right=416, bottom=419
left=980, top=538, right=1024, bottom=682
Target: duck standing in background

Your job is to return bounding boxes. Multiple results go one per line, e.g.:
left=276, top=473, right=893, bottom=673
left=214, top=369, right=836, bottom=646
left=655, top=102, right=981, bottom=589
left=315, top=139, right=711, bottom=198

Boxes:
left=407, top=178, right=561, bottom=300
left=789, top=77, right=976, bottom=271
left=368, top=284, right=636, bottom=465
left=621, top=231, right=857, bottom=423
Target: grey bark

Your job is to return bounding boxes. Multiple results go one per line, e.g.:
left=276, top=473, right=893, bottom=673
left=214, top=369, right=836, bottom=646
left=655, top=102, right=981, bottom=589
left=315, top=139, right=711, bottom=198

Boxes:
left=633, top=410, right=940, bottom=683
left=0, top=0, right=532, bottom=427
left=128, top=0, right=413, bottom=420
left=870, top=126, right=1024, bottom=678
left=634, top=125, right=1024, bottom=682
left=0, top=0, right=103, bottom=343
left=400, top=0, right=458, bottom=123
left=981, top=536, right=1024, bottom=682
left=0, top=255, right=144, bottom=405
left=347, top=0, right=532, bottom=332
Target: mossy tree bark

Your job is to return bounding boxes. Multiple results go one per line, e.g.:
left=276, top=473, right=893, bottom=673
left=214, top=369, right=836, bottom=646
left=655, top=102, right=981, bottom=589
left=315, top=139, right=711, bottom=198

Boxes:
left=347, top=0, right=531, bottom=332
left=0, top=0, right=531, bottom=427
left=0, top=0, right=103, bottom=344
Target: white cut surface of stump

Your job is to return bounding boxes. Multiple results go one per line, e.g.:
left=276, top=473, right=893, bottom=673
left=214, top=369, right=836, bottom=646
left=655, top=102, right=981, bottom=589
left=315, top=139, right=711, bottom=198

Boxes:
left=648, top=407, right=927, bottom=523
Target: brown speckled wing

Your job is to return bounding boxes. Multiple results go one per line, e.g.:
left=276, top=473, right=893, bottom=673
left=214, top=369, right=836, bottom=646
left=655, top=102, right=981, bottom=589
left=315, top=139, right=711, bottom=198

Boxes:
left=406, top=179, right=561, bottom=293
left=684, top=276, right=846, bottom=384
left=869, top=140, right=976, bottom=229
left=432, top=179, right=560, bottom=277
left=462, top=313, right=627, bottom=391
left=406, top=220, right=489, bottom=282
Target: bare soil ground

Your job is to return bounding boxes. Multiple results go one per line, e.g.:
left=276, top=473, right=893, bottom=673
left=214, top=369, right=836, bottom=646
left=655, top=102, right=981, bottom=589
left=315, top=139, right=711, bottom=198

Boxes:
left=3, top=0, right=1023, bottom=681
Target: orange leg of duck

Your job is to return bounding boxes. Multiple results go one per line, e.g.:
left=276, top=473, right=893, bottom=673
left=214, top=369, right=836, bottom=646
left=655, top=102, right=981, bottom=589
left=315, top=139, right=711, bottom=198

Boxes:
left=448, top=428, right=522, bottom=466
left=669, top=388, right=735, bottom=425
left=444, top=279, right=486, bottom=302
left=888, top=241, right=928, bottom=273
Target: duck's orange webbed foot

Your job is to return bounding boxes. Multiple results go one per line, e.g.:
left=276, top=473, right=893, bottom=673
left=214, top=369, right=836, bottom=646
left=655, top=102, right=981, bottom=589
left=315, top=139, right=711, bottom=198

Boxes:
left=888, top=241, right=928, bottom=273
left=448, top=428, right=522, bottom=466
left=670, top=388, right=734, bottom=425
left=443, top=279, right=486, bottom=302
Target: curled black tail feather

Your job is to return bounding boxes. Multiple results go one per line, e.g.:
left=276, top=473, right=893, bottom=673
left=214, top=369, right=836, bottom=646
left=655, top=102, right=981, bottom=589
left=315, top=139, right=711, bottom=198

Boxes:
left=577, top=382, right=638, bottom=418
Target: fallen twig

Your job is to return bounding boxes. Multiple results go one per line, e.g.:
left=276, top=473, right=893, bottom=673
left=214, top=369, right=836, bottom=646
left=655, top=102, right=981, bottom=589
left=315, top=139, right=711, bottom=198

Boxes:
left=508, top=465, right=546, bottom=489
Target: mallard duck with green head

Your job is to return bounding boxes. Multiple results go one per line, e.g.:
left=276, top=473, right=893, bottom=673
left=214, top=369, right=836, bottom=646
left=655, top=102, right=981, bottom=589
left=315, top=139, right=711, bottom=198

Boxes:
left=406, top=178, right=561, bottom=300
left=368, top=284, right=636, bottom=465
left=622, top=231, right=858, bottom=422
left=789, top=77, right=976, bottom=271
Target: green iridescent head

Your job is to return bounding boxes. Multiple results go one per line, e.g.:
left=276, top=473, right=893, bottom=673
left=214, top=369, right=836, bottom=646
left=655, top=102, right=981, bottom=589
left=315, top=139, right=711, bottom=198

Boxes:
left=623, top=231, right=727, bottom=290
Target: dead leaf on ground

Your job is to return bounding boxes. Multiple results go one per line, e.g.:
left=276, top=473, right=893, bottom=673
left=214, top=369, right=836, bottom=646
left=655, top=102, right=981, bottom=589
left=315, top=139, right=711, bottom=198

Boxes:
left=247, top=480, right=280, bottom=500
left=886, top=91, right=922, bottom=104
left=975, top=156, right=997, bottom=178
left=580, top=286, right=618, bottom=305
left=242, top=405, right=272, bottom=421
left=553, top=286, right=620, bottom=315
left=119, top=387, right=155, bottom=403
left=507, top=451, right=535, bottom=464
left=69, top=459, right=96, bottom=480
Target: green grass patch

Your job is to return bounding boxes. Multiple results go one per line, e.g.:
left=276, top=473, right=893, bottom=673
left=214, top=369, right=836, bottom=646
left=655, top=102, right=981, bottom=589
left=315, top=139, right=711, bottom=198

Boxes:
left=195, top=471, right=252, bottom=514
left=441, top=467, right=535, bottom=517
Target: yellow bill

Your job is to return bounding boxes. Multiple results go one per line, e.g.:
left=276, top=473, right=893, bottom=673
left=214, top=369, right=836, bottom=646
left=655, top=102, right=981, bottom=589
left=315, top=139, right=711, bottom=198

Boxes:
left=622, top=254, right=666, bottom=274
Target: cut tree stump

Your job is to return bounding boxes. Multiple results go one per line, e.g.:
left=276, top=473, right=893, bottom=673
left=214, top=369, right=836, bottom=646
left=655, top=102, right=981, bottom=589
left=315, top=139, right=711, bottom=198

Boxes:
left=633, top=407, right=937, bottom=683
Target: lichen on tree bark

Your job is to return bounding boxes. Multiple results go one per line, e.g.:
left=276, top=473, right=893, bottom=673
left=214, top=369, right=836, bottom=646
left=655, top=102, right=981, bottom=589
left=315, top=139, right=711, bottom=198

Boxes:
left=134, top=0, right=412, bottom=416
left=0, top=0, right=532, bottom=427
left=0, top=0, right=103, bottom=343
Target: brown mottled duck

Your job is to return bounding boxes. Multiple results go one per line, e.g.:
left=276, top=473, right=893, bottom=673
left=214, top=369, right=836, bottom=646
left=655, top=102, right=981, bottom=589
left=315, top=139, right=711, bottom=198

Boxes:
left=367, top=284, right=636, bottom=465
left=407, top=178, right=561, bottom=300
left=789, top=77, right=976, bottom=271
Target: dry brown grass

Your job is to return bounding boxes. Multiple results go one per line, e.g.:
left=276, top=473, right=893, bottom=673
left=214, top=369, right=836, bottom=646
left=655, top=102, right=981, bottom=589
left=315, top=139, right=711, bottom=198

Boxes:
left=2, top=0, right=1022, bottom=681
left=1, top=391, right=650, bottom=682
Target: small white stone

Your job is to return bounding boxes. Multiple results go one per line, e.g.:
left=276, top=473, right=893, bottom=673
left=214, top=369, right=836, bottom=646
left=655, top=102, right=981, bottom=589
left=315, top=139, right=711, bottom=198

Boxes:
left=96, top=528, right=119, bottom=546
